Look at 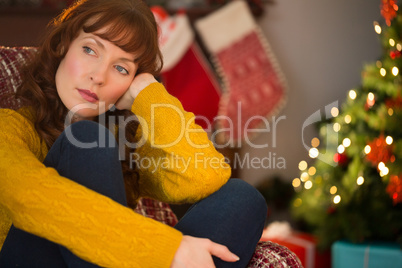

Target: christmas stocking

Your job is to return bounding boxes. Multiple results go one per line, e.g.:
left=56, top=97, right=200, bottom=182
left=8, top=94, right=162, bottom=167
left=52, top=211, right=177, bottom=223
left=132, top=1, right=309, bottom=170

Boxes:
left=195, top=0, right=287, bottom=144
left=151, top=7, right=221, bottom=130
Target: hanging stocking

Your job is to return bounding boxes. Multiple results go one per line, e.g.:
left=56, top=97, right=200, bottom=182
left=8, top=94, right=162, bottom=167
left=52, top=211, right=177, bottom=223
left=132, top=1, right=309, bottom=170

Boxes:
left=151, top=7, right=221, bottom=130
left=195, top=0, right=287, bottom=144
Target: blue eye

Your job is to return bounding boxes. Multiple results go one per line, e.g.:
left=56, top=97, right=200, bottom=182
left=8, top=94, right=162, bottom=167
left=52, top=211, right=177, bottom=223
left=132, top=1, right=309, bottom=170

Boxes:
left=83, top=46, right=95, bottom=55
left=115, top=65, right=129, bottom=75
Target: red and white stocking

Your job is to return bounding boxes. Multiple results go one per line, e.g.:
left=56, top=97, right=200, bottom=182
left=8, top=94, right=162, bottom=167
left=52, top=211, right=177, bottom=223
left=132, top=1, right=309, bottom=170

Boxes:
left=152, top=7, right=221, bottom=131
left=195, top=0, right=287, bottom=144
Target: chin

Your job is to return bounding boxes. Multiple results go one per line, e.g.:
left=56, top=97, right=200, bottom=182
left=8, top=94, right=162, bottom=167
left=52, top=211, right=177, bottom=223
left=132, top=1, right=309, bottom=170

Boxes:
left=66, top=106, right=100, bottom=122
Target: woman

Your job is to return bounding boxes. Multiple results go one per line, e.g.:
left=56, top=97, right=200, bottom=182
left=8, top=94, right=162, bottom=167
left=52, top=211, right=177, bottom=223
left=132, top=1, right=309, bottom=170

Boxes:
left=0, top=0, right=267, bottom=267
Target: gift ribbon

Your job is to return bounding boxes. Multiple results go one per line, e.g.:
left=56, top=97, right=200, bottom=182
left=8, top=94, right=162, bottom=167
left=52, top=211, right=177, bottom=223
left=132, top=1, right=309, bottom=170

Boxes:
left=286, top=236, right=315, bottom=268
left=364, top=245, right=370, bottom=268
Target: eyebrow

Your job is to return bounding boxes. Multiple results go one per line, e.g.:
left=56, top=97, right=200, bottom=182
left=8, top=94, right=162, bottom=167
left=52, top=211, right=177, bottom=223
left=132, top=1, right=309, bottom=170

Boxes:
left=93, top=37, right=105, bottom=50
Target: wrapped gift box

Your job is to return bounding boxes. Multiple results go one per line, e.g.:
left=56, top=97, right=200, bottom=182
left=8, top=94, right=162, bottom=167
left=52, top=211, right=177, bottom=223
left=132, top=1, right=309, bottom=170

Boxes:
left=260, top=222, right=331, bottom=268
left=332, top=240, right=402, bottom=268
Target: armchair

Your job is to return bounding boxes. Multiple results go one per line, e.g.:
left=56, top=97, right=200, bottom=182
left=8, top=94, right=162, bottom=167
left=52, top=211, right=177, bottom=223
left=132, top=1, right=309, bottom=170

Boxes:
left=0, top=46, right=302, bottom=268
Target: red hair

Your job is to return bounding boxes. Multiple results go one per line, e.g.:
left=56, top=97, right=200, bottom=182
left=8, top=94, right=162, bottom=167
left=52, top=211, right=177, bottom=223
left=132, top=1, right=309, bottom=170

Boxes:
left=17, top=0, right=163, bottom=208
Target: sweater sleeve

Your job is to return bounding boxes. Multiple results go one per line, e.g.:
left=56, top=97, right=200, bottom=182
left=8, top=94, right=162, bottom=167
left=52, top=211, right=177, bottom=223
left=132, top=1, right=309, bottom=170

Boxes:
left=0, top=108, right=182, bottom=268
left=131, top=82, right=231, bottom=203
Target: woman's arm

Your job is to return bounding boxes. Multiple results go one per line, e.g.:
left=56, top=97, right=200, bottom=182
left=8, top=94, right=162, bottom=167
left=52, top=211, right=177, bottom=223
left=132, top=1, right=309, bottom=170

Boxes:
left=116, top=75, right=238, bottom=267
left=0, top=108, right=182, bottom=267
left=117, top=74, right=232, bottom=203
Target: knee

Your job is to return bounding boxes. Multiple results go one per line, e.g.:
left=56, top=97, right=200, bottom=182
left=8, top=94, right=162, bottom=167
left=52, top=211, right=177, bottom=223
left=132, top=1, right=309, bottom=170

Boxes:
left=61, top=120, right=117, bottom=148
left=222, top=179, right=268, bottom=222
left=52, top=120, right=120, bottom=164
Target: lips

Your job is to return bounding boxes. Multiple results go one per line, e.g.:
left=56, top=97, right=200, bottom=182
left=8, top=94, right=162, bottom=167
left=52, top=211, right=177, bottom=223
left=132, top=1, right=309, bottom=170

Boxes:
left=77, top=89, right=99, bottom=103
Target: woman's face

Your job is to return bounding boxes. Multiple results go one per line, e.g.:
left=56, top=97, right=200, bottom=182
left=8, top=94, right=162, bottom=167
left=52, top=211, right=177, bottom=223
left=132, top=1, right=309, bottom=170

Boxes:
left=56, top=29, right=138, bottom=120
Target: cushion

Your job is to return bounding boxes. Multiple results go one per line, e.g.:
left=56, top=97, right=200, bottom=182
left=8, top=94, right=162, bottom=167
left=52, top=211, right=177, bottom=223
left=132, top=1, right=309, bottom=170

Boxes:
left=0, top=46, right=36, bottom=110
left=248, top=241, right=303, bottom=268
left=134, top=198, right=178, bottom=226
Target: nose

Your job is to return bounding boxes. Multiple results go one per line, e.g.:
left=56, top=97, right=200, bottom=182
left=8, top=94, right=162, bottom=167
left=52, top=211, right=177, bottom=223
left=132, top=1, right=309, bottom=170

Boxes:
left=90, top=66, right=107, bottom=86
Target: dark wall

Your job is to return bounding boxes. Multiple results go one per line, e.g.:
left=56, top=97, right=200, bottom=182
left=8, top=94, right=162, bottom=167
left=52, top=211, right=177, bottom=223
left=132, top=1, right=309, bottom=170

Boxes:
left=0, top=10, right=58, bottom=47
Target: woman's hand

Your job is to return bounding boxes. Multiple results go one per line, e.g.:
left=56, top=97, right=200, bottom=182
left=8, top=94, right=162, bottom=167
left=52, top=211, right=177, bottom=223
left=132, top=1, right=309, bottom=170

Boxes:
left=170, top=235, right=239, bottom=268
left=115, top=73, right=158, bottom=110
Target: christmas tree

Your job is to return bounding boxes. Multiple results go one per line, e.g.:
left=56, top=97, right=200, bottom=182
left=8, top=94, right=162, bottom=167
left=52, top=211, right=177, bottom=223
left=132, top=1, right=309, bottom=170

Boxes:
left=291, top=0, right=402, bottom=250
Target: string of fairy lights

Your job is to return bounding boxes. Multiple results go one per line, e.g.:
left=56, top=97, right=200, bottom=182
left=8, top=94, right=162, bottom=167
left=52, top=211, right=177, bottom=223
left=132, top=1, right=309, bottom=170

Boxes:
left=292, top=17, right=401, bottom=207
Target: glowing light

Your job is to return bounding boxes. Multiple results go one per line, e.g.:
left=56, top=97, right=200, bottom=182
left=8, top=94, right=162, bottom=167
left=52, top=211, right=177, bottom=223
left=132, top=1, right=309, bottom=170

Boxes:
left=309, top=148, right=319, bottom=158
left=378, top=162, right=389, bottom=177
left=389, top=38, right=396, bottom=46
left=304, top=180, right=313, bottom=189
left=300, top=171, right=310, bottom=182
left=344, top=115, right=352, bottom=124
left=378, top=162, right=385, bottom=170
left=343, top=138, right=351, bottom=147
left=388, top=108, right=394, bottom=116
left=380, top=68, right=387, bottom=76
left=333, top=123, right=341, bottom=132
left=292, top=178, right=301, bottom=188
left=367, top=92, right=375, bottom=107
left=308, top=167, right=316, bottom=176
left=334, top=153, right=344, bottom=163
left=337, top=144, right=345, bottom=154
left=392, top=66, right=399, bottom=76
left=364, top=145, right=371, bottom=154
left=333, top=195, right=341, bottom=204
left=349, top=90, right=357, bottom=100
left=298, top=160, right=308, bottom=171
left=311, top=137, right=320, bottom=148
left=380, top=167, right=389, bottom=177
left=293, top=198, right=302, bottom=207
left=301, top=172, right=309, bottom=182
left=357, top=176, right=364, bottom=185
left=330, top=186, right=337, bottom=194
left=397, top=43, right=402, bottom=51
left=386, top=136, right=393, bottom=145
left=373, top=22, right=382, bottom=34
left=331, top=107, right=339, bottom=117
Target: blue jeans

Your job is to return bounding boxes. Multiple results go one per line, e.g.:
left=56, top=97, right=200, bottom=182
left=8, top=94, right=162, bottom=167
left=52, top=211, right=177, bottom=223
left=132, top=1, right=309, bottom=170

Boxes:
left=0, top=121, right=267, bottom=267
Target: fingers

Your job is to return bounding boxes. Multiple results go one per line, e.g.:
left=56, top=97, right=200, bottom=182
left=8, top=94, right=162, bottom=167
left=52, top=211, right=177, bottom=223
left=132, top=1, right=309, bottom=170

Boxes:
left=129, top=73, right=157, bottom=98
left=171, top=236, right=217, bottom=268
left=206, top=239, right=240, bottom=263
left=115, top=73, right=157, bottom=110
left=114, top=92, right=134, bottom=110
left=170, top=236, right=239, bottom=268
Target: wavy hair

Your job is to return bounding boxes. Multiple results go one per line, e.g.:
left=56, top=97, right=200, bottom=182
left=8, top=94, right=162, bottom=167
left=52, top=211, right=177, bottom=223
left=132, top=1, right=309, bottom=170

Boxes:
left=16, top=0, right=163, bottom=209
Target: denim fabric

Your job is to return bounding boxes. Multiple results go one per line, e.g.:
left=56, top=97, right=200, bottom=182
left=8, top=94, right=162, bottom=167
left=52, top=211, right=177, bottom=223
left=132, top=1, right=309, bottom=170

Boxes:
left=175, top=179, right=267, bottom=267
left=0, top=121, right=267, bottom=268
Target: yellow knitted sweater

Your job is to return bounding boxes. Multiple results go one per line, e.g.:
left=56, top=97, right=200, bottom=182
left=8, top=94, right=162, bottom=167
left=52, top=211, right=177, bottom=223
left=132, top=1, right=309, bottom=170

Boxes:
left=0, top=82, right=231, bottom=267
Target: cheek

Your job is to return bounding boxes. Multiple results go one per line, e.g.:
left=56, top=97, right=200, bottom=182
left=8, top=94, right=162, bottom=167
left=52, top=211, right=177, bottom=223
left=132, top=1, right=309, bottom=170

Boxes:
left=104, top=82, right=131, bottom=102
left=63, top=55, right=85, bottom=78
left=58, top=50, right=86, bottom=84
